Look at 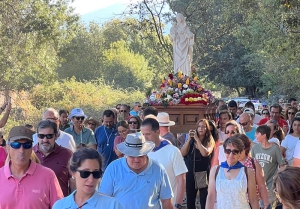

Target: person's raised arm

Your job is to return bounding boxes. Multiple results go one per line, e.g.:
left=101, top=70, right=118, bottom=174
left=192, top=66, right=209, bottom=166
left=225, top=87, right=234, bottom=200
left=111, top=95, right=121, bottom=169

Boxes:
left=254, top=161, right=269, bottom=208
left=180, top=134, right=191, bottom=157
left=205, top=166, right=217, bottom=209
left=194, top=134, right=215, bottom=157
left=0, top=101, right=11, bottom=128
left=247, top=168, right=259, bottom=209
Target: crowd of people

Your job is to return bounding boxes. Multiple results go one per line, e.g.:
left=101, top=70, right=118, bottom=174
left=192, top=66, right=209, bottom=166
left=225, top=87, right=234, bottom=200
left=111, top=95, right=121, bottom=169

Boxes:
left=0, top=98, right=300, bottom=209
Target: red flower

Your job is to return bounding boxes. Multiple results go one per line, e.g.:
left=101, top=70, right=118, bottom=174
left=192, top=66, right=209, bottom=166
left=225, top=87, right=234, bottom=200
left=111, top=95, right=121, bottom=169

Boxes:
left=168, top=74, right=174, bottom=79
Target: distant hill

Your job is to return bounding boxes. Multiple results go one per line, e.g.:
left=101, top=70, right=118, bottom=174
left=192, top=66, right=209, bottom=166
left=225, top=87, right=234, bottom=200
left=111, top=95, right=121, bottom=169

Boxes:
left=80, top=3, right=171, bottom=32
left=80, top=3, right=129, bottom=25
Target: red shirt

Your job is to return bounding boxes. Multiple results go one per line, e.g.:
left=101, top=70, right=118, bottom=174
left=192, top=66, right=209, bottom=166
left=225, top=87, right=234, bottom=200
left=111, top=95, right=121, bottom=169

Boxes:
left=258, top=117, right=288, bottom=128
left=34, top=143, right=72, bottom=197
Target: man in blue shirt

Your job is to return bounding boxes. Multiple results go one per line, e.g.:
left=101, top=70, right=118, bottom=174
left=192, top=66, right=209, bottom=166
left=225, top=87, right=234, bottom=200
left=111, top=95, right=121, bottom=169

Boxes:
left=99, top=133, right=173, bottom=209
left=95, top=110, right=117, bottom=170
left=129, top=102, right=142, bottom=117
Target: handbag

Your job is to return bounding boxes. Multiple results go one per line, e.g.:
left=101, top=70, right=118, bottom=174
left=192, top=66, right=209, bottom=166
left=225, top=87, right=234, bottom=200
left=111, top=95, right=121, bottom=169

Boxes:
left=193, top=146, right=208, bottom=189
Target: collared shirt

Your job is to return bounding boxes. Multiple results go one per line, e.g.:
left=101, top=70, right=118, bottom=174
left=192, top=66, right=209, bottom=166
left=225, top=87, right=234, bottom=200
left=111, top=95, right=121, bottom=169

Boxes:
left=34, top=143, right=73, bottom=197
left=65, top=126, right=97, bottom=146
left=52, top=190, right=123, bottom=209
left=129, top=110, right=140, bottom=116
left=258, top=117, right=288, bottom=128
left=95, top=125, right=117, bottom=170
left=0, top=160, right=63, bottom=209
left=60, top=124, right=70, bottom=131
left=33, top=131, right=76, bottom=152
left=99, top=157, right=173, bottom=209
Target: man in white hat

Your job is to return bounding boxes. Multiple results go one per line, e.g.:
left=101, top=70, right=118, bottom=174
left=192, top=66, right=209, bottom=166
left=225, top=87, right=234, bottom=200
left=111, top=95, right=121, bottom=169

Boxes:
left=141, top=118, right=188, bottom=209
left=99, top=133, right=173, bottom=208
left=157, top=112, right=177, bottom=146
left=65, top=108, right=97, bottom=149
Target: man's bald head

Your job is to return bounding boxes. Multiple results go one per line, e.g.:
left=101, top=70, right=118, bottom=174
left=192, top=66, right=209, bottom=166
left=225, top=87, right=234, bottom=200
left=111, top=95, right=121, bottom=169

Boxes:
left=239, top=113, right=251, bottom=121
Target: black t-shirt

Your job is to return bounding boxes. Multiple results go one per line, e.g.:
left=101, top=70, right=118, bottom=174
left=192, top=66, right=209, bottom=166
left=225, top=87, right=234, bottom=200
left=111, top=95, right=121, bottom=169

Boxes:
left=184, top=140, right=211, bottom=172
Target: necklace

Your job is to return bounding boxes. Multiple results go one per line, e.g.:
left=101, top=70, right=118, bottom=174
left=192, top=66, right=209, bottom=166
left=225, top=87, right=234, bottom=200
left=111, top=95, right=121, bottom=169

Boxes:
left=104, top=126, right=114, bottom=146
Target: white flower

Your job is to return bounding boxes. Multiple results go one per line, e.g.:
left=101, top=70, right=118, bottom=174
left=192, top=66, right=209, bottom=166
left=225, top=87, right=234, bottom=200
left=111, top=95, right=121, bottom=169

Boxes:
left=183, top=84, right=188, bottom=88
left=182, top=90, right=187, bottom=94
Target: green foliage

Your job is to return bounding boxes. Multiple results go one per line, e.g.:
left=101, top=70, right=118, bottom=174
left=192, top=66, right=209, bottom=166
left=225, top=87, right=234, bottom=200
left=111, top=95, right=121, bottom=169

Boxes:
left=0, top=0, right=79, bottom=91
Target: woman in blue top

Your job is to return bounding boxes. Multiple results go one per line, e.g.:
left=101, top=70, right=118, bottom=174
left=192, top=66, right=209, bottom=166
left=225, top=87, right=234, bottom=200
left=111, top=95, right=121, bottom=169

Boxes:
left=53, top=148, right=122, bottom=209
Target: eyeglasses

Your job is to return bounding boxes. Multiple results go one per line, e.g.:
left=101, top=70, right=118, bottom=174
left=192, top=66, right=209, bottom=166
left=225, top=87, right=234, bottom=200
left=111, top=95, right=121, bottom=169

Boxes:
left=271, top=111, right=280, bottom=115
left=138, top=106, right=141, bottom=107
left=46, top=117, right=58, bottom=121
left=118, top=129, right=128, bottom=134
left=76, top=169, right=102, bottom=179
left=198, top=126, right=207, bottom=129
left=120, top=110, right=127, bottom=113
left=288, top=112, right=295, bottom=115
left=262, top=112, right=269, bottom=115
left=224, top=149, right=240, bottom=155
left=88, top=123, right=96, bottom=126
left=9, top=141, right=33, bottom=149
left=75, top=116, right=85, bottom=121
left=225, top=131, right=237, bottom=135
left=239, top=121, right=249, bottom=126
left=128, top=121, right=137, bottom=124
left=38, top=134, right=55, bottom=139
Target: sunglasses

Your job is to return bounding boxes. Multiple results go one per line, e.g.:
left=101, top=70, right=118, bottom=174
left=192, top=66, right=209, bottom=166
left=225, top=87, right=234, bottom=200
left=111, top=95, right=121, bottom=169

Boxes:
left=75, top=116, right=85, bottom=121
left=137, top=105, right=141, bottom=107
left=239, top=121, right=249, bottom=126
left=224, top=149, right=240, bottom=155
left=225, top=131, right=237, bottom=135
left=262, top=112, right=269, bottom=115
left=88, top=123, right=96, bottom=126
left=9, top=141, right=33, bottom=149
left=120, top=110, right=127, bottom=113
left=77, top=169, right=102, bottom=179
left=288, top=112, right=295, bottom=115
left=128, top=121, right=137, bottom=124
left=38, top=134, right=55, bottom=139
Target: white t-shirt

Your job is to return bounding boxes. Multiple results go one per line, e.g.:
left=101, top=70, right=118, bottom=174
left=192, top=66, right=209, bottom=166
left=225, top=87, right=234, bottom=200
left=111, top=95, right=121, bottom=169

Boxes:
left=218, top=129, right=226, bottom=142
left=148, top=144, right=187, bottom=202
left=293, top=140, right=300, bottom=160
left=33, top=130, right=76, bottom=152
left=282, top=134, right=300, bottom=162
left=218, top=145, right=226, bottom=165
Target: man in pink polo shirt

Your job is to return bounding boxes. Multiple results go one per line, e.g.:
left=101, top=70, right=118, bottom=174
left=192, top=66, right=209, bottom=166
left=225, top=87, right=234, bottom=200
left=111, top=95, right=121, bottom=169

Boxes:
left=0, top=126, right=63, bottom=208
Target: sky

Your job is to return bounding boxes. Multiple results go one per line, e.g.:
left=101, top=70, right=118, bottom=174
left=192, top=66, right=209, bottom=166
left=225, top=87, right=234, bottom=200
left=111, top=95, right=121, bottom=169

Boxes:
left=71, top=0, right=139, bottom=15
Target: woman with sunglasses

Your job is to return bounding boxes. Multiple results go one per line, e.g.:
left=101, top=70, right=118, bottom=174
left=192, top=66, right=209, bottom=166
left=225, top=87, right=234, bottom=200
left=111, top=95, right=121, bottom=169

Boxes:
left=261, top=109, right=270, bottom=119
left=181, top=119, right=215, bottom=209
left=53, top=148, right=122, bottom=209
left=212, top=120, right=243, bottom=167
left=127, top=116, right=142, bottom=133
left=285, top=106, right=297, bottom=134
left=206, top=136, right=259, bottom=209
left=281, top=117, right=300, bottom=165
left=237, top=134, right=269, bottom=208
left=114, top=121, right=130, bottom=158
left=272, top=166, right=300, bottom=209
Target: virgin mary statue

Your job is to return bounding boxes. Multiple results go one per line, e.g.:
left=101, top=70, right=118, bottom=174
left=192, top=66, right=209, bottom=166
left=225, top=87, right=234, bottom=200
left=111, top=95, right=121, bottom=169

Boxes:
left=170, top=13, right=194, bottom=76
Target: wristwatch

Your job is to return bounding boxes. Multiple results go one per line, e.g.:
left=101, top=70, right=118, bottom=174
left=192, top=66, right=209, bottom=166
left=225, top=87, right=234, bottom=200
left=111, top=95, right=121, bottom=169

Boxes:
left=174, top=204, right=182, bottom=209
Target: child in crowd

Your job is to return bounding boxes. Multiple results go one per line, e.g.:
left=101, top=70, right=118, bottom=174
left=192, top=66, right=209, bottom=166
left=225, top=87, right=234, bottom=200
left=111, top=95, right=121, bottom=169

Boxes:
left=251, top=125, right=285, bottom=209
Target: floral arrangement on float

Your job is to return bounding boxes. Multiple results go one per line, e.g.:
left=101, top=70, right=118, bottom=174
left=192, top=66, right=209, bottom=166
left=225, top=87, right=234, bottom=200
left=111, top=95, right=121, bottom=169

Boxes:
left=144, top=67, right=215, bottom=107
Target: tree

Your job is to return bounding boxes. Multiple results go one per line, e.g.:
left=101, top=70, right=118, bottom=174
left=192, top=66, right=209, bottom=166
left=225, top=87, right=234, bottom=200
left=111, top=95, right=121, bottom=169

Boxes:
left=0, top=0, right=79, bottom=91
